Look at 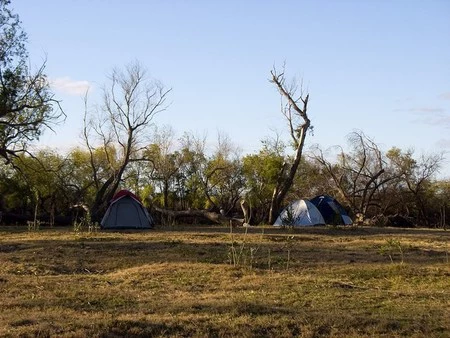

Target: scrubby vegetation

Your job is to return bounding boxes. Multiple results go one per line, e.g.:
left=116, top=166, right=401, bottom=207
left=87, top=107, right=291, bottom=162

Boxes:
left=1, top=130, right=448, bottom=228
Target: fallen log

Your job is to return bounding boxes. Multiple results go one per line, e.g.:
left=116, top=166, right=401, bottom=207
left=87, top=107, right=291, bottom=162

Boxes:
left=153, top=206, right=244, bottom=225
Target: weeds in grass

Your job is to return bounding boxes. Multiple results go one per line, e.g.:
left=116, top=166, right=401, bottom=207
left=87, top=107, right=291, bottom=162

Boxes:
left=379, top=238, right=404, bottom=264
left=248, top=247, right=257, bottom=269
left=73, top=219, right=83, bottom=233
left=73, top=210, right=99, bottom=233
left=281, top=235, right=296, bottom=270
left=286, top=249, right=291, bottom=270
left=228, top=225, right=267, bottom=269
left=281, top=204, right=296, bottom=227
left=228, top=223, right=248, bottom=267
left=228, top=226, right=294, bottom=270
left=248, top=227, right=266, bottom=269
left=27, top=220, right=40, bottom=232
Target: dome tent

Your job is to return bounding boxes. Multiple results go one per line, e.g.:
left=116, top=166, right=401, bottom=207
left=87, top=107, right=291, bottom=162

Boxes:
left=101, top=190, right=153, bottom=229
left=310, top=195, right=352, bottom=225
left=273, top=199, right=325, bottom=226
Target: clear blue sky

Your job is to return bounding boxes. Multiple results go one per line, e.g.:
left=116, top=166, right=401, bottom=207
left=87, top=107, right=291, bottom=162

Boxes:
left=13, top=0, right=450, bottom=177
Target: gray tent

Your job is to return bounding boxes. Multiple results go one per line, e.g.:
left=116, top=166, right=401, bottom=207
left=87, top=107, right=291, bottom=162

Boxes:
left=101, top=190, right=153, bottom=229
left=273, top=199, right=325, bottom=227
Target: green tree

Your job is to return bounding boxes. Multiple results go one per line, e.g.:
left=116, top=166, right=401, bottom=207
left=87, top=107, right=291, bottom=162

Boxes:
left=242, top=143, right=285, bottom=223
left=0, top=0, right=63, bottom=163
left=0, top=160, right=29, bottom=214
left=177, top=131, right=209, bottom=210
left=290, top=157, right=331, bottom=200
left=64, top=147, right=109, bottom=207
left=152, top=132, right=246, bottom=224
left=145, top=126, right=184, bottom=209
left=433, top=179, right=449, bottom=228
left=8, top=150, right=72, bottom=225
left=178, top=131, right=243, bottom=214
left=205, top=141, right=244, bottom=215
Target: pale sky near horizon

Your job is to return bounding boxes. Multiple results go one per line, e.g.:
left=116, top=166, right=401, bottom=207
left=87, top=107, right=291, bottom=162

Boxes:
left=12, top=0, right=450, bottom=178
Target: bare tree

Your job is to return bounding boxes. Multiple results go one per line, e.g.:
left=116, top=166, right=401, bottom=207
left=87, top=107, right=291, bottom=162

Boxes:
left=83, top=61, right=171, bottom=219
left=313, top=131, right=397, bottom=222
left=268, top=65, right=311, bottom=224
left=387, top=148, right=444, bottom=225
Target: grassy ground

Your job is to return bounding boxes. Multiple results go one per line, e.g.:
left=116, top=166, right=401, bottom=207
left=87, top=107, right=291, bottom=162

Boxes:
left=0, top=225, right=449, bottom=337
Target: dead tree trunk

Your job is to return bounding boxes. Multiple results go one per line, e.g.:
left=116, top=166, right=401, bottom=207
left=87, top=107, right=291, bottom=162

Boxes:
left=268, top=67, right=311, bottom=224
left=153, top=206, right=244, bottom=225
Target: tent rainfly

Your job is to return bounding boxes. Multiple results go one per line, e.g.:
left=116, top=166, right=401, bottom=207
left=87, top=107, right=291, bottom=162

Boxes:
left=273, top=199, right=325, bottom=226
left=101, top=190, right=153, bottom=229
left=310, top=195, right=352, bottom=225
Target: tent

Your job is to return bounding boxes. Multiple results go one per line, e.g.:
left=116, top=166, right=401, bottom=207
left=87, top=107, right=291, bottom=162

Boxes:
left=309, top=195, right=352, bottom=225
left=273, top=199, right=325, bottom=226
left=101, top=190, right=153, bottom=229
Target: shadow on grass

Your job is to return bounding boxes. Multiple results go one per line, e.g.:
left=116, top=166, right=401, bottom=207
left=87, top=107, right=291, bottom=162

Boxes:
left=152, top=224, right=450, bottom=237
left=1, top=232, right=448, bottom=277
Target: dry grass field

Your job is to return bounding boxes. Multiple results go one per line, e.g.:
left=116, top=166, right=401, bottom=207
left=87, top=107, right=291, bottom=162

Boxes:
left=0, top=225, right=449, bottom=337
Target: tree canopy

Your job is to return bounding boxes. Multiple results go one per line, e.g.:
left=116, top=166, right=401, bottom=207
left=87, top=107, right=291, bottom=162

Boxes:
left=0, top=0, right=63, bottom=163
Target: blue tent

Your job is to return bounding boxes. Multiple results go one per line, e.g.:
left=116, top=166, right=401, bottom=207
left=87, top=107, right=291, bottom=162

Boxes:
left=310, top=195, right=352, bottom=225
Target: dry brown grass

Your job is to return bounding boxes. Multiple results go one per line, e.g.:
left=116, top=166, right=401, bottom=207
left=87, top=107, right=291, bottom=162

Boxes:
left=0, top=225, right=449, bottom=337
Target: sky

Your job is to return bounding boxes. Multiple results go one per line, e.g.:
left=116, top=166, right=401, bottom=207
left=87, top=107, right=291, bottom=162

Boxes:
left=12, top=0, right=450, bottom=178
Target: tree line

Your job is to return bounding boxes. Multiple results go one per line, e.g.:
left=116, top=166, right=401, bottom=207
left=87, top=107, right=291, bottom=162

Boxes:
left=1, top=127, right=447, bottom=227
left=0, top=0, right=448, bottom=228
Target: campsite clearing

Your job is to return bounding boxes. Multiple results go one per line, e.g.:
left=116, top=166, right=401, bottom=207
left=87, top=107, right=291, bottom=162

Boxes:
left=0, top=225, right=449, bottom=337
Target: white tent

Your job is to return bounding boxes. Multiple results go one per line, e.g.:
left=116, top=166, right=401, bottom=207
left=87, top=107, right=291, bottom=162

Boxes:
left=101, top=190, right=153, bottom=229
left=273, top=199, right=325, bottom=226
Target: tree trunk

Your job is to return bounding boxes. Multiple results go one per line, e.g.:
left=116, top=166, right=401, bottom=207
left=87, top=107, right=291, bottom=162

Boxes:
left=267, top=67, right=310, bottom=224
left=240, top=199, right=251, bottom=224
left=90, top=174, right=115, bottom=220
